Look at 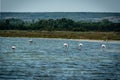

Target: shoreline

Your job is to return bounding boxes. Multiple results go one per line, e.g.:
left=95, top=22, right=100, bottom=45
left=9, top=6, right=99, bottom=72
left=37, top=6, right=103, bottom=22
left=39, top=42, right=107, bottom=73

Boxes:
left=0, top=30, right=120, bottom=41
left=0, top=36, right=120, bottom=43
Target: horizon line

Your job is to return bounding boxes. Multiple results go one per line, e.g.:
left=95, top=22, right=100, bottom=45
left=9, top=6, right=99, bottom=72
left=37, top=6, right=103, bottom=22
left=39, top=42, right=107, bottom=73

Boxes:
left=1, top=11, right=120, bottom=13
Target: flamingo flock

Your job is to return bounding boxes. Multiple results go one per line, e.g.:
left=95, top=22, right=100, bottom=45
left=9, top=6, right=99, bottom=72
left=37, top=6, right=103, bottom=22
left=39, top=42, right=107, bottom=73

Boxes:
left=11, top=39, right=107, bottom=52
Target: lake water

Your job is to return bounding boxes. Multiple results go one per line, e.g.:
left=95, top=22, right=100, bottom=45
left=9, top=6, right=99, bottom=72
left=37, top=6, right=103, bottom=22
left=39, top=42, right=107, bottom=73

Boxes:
left=0, top=37, right=120, bottom=80
left=1, top=12, right=120, bottom=22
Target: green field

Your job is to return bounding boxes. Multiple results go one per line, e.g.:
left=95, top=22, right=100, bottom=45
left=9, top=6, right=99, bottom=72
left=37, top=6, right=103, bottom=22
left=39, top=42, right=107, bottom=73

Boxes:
left=0, top=30, right=120, bottom=40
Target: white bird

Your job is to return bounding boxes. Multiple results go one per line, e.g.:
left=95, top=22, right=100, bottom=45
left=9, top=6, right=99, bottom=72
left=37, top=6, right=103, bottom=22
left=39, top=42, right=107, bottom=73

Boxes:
left=101, top=44, right=106, bottom=48
left=79, top=43, right=83, bottom=47
left=12, top=45, right=16, bottom=50
left=63, top=43, right=69, bottom=53
left=78, top=43, right=83, bottom=50
left=64, top=43, right=68, bottom=47
left=29, top=39, right=33, bottom=43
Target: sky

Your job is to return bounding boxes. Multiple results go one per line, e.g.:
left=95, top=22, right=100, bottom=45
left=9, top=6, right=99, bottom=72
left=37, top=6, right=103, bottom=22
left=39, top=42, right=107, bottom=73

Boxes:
left=1, top=0, right=120, bottom=12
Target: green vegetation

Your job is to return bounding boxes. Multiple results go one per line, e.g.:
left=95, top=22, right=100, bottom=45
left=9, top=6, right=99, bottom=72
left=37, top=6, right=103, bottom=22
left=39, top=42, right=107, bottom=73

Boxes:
left=0, top=18, right=120, bottom=32
left=0, top=30, right=120, bottom=40
left=0, top=18, right=120, bottom=40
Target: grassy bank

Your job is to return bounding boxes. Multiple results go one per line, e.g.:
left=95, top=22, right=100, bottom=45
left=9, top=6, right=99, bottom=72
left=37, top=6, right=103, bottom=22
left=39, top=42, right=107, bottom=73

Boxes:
left=0, top=30, right=120, bottom=40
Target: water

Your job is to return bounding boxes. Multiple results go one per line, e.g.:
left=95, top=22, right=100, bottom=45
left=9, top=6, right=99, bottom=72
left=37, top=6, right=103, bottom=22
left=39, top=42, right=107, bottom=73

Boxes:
left=1, top=12, right=120, bottom=22
left=0, top=37, right=120, bottom=80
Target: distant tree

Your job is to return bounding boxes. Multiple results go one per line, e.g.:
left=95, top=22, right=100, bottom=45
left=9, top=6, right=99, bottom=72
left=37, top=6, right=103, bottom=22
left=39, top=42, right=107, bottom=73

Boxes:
left=0, top=18, right=119, bottom=32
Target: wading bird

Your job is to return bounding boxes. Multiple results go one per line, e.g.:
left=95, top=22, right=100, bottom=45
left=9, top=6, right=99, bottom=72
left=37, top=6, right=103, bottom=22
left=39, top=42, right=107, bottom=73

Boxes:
left=63, top=43, right=69, bottom=52
left=64, top=43, right=68, bottom=48
left=78, top=43, right=83, bottom=50
left=29, top=39, right=33, bottom=43
left=101, top=44, right=106, bottom=48
left=12, top=45, right=16, bottom=50
left=101, top=44, right=106, bottom=51
left=11, top=45, right=16, bottom=52
left=79, top=43, right=83, bottom=47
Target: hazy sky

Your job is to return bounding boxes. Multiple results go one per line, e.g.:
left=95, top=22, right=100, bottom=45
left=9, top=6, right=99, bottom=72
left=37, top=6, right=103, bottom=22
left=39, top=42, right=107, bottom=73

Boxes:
left=1, top=0, right=120, bottom=12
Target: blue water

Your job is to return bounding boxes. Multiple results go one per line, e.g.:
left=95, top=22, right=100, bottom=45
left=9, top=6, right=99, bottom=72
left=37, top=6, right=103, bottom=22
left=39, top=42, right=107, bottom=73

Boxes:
left=0, top=37, right=120, bottom=80
left=1, top=12, right=120, bottom=22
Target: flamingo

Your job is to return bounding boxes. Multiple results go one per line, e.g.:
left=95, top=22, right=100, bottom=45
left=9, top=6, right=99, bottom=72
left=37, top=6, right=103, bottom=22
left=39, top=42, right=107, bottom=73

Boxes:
left=101, top=44, right=106, bottom=48
left=63, top=43, right=69, bottom=53
left=11, top=45, right=16, bottom=52
left=64, top=43, right=68, bottom=48
left=78, top=43, right=83, bottom=50
left=79, top=43, right=83, bottom=47
left=101, top=44, right=106, bottom=51
left=29, top=39, right=33, bottom=43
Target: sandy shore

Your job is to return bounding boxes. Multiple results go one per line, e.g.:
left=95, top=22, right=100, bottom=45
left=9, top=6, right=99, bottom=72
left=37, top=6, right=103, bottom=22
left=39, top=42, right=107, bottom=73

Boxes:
left=1, top=37, right=119, bottom=43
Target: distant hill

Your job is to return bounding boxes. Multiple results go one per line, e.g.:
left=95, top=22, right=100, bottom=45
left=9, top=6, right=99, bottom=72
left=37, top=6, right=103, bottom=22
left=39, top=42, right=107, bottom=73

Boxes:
left=1, top=12, right=120, bottom=22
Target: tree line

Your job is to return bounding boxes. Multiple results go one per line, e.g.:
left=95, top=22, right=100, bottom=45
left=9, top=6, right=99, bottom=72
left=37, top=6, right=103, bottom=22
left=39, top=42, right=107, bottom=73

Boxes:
left=0, top=18, right=120, bottom=32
